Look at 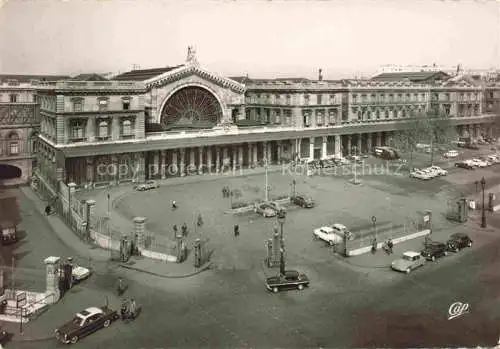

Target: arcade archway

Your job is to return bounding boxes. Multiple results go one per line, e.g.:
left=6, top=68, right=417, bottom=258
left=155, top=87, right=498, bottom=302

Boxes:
left=0, top=164, right=22, bottom=180
left=160, top=86, right=223, bottom=130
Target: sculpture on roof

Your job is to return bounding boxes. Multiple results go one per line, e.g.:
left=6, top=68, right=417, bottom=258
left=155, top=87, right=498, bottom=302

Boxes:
left=186, top=46, right=199, bottom=67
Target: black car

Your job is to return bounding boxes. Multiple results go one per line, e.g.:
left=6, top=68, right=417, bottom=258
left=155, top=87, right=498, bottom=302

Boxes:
left=446, top=233, right=473, bottom=252
left=421, top=242, right=448, bottom=261
left=265, top=270, right=310, bottom=293
left=455, top=161, right=475, bottom=170
left=466, top=144, right=480, bottom=150
left=290, top=195, right=314, bottom=208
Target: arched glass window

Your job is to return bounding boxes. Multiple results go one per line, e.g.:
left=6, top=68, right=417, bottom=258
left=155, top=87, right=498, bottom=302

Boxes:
left=98, top=121, right=109, bottom=138
left=8, top=133, right=19, bottom=155
left=122, top=120, right=132, bottom=136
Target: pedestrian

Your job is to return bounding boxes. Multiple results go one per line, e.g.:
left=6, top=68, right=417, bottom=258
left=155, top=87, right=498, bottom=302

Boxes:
left=197, top=213, right=203, bottom=227
left=45, top=205, right=51, bottom=216
left=116, top=277, right=126, bottom=296
left=234, top=224, right=239, bottom=237
left=371, top=237, right=377, bottom=254
left=387, top=239, right=394, bottom=254
left=129, top=298, right=137, bottom=319
left=181, top=223, right=188, bottom=237
left=172, top=200, right=177, bottom=210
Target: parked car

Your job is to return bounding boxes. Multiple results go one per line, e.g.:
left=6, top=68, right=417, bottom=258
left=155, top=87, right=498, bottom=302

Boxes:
left=321, top=159, right=336, bottom=168
left=487, top=154, right=500, bottom=164
left=71, top=264, right=91, bottom=283
left=290, top=195, right=314, bottom=208
left=267, top=201, right=287, bottom=213
left=391, top=251, right=426, bottom=274
left=253, top=202, right=277, bottom=217
left=331, top=223, right=354, bottom=240
left=55, top=306, right=119, bottom=344
left=455, top=161, right=475, bottom=170
left=313, top=226, right=343, bottom=245
left=471, top=158, right=488, bottom=167
left=421, top=242, right=448, bottom=261
left=427, top=166, right=447, bottom=176
left=420, top=168, right=438, bottom=178
left=265, top=270, right=310, bottom=293
left=135, top=181, right=159, bottom=191
left=466, top=143, right=480, bottom=150
left=410, top=170, right=431, bottom=180
left=443, top=150, right=459, bottom=158
left=446, top=233, right=473, bottom=252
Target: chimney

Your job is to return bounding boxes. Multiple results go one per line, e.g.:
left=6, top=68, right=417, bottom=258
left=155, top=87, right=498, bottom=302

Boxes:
left=318, top=68, right=323, bottom=81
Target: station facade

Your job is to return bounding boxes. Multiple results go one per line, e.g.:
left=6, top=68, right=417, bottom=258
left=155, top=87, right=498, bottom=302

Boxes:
left=25, top=51, right=500, bottom=189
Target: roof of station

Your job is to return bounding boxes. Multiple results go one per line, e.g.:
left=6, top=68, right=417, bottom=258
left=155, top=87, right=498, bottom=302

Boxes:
left=112, top=66, right=185, bottom=81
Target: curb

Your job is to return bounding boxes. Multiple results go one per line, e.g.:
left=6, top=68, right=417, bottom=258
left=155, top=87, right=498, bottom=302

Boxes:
left=10, top=335, right=54, bottom=343
left=119, top=261, right=213, bottom=278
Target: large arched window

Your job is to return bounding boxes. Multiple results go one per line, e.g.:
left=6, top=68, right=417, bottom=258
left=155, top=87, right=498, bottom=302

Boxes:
left=8, top=133, right=19, bottom=155
left=160, top=86, right=223, bottom=130
left=122, top=120, right=132, bottom=136
left=98, top=121, right=109, bottom=138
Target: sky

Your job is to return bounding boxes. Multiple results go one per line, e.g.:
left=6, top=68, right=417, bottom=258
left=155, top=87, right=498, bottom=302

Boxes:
left=0, top=0, right=499, bottom=79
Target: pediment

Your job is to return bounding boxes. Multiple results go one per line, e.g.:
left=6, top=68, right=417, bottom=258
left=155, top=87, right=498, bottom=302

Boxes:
left=144, top=65, right=246, bottom=94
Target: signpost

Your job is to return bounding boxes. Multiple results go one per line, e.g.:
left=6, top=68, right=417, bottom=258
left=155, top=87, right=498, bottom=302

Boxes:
left=16, top=292, right=27, bottom=334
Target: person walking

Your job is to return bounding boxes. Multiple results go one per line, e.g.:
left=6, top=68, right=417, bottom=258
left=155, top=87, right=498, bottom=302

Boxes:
left=234, top=224, right=240, bottom=237
left=181, top=223, right=188, bottom=237
left=129, top=298, right=137, bottom=319
left=45, top=205, right=51, bottom=215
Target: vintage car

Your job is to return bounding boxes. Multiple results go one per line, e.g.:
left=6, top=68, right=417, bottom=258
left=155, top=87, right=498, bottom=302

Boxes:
left=471, top=158, right=488, bottom=167
left=446, top=232, right=473, bottom=252
left=313, top=226, right=343, bottom=245
left=135, top=180, right=160, bottom=191
left=427, top=166, right=448, bottom=176
left=443, top=150, right=459, bottom=158
left=55, top=306, right=118, bottom=344
left=253, top=203, right=277, bottom=217
left=454, top=161, right=475, bottom=170
left=421, top=242, right=448, bottom=261
left=267, top=201, right=287, bottom=213
left=330, top=223, right=353, bottom=241
left=265, top=270, right=310, bottom=293
left=72, top=265, right=91, bottom=283
left=290, top=195, right=314, bottom=208
left=391, top=251, right=426, bottom=274
left=410, top=170, right=432, bottom=180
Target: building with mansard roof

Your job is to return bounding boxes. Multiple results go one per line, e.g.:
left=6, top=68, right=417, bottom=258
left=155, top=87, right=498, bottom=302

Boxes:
left=3, top=48, right=500, bottom=189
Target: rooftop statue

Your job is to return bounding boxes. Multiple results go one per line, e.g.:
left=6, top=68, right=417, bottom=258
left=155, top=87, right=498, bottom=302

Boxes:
left=186, top=46, right=199, bottom=67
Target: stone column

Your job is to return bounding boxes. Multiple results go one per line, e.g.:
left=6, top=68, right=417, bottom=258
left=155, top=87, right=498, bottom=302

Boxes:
left=161, top=150, right=166, bottom=179
left=190, top=148, right=195, bottom=167
left=68, top=182, right=76, bottom=214
left=247, top=143, right=252, bottom=168
left=262, top=142, right=268, bottom=162
left=111, top=155, right=118, bottom=183
left=309, top=137, right=314, bottom=159
left=153, top=152, right=159, bottom=179
left=206, top=147, right=212, bottom=172
left=137, top=152, right=146, bottom=182
left=267, top=142, right=272, bottom=163
left=172, top=150, right=178, bottom=176
left=489, top=126, right=494, bottom=139
left=198, top=146, right=204, bottom=174
left=277, top=141, right=282, bottom=162
left=347, top=135, right=352, bottom=155
left=322, top=136, right=327, bottom=159
left=357, top=134, right=362, bottom=151
left=44, top=256, right=61, bottom=303
left=334, top=135, right=341, bottom=157
left=238, top=145, right=243, bottom=168
left=376, top=132, right=382, bottom=147
left=87, top=117, right=95, bottom=142
left=179, top=148, right=185, bottom=177
left=252, top=143, right=258, bottom=164
left=367, top=133, right=373, bottom=151
left=133, top=216, right=146, bottom=249
left=85, top=199, right=96, bottom=237
left=232, top=146, right=237, bottom=172
left=216, top=147, right=221, bottom=173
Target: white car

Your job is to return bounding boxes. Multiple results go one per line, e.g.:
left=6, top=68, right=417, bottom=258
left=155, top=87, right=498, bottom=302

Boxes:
left=313, top=226, right=343, bottom=246
left=427, top=166, right=447, bottom=176
left=471, top=158, right=488, bottom=167
left=443, top=150, right=459, bottom=158
left=72, top=265, right=91, bottom=282
left=487, top=155, right=500, bottom=164
left=331, top=223, right=354, bottom=241
left=420, top=168, right=438, bottom=178
left=410, top=170, right=431, bottom=180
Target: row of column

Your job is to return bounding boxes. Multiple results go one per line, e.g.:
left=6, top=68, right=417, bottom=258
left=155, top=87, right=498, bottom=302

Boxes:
left=458, top=124, right=493, bottom=139
left=304, top=131, right=386, bottom=159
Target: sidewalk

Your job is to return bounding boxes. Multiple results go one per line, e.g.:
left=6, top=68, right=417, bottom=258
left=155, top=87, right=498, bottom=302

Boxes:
left=19, top=186, right=111, bottom=263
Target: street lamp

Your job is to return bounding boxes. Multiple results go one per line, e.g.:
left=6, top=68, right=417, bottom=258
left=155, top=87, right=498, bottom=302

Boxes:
left=107, top=192, right=111, bottom=217
left=264, top=157, right=269, bottom=202
left=291, top=179, right=296, bottom=198
left=277, top=209, right=287, bottom=276
left=371, top=216, right=377, bottom=239
left=481, top=176, right=487, bottom=228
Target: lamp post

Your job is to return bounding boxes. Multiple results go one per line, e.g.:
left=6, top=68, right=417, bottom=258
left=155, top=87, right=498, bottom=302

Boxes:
left=264, top=157, right=269, bottom=202
left=481, top=176, right=487, bottom=228
left=371, top=216, right=377, bottom=239
left=291, top=179, right=296, bottom=198
left=474, top=180, right=479, bottom=193
left=107, top=192, right=110, bottom=217
left=277, top=209, right=287, bottom=276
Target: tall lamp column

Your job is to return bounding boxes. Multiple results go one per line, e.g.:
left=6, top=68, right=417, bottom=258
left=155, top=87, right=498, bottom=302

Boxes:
left=277, top=209, right=287, bottom=276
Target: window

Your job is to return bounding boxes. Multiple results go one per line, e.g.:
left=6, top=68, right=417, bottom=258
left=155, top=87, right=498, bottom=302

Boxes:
left=284, top=109, right=292, bottom=125
left=352, top=94, right=358, bottom=103
left=328, top=109, right=337, bottom=123
left=304, top=94, right=310, bottom=105
left=371, top=94, right=376, bottom=101
left=402, top=109, right=406, bottom=118
left=376, top=110, right=380, bottom=119
left=286, top=95, right=291, bottom=105
left=98, top=99, right=108, bottom=112
left=444, top=105, right=451, bottom=116
left=316, top=110, right=324, bottom=125
left=389, top=94, right=394, bottom=101
left=8, top=133, right=19, bottom=155
left=317, top=94, right=322, bottom=105
left=330, top=94, right=335, bottom=103
left=265, top=109, right=271, bottom=123
left=474, top=105, right=480, bottom=115
left=445, top=93, right=450, bottom=101
left=73, top=100, right=83, bottom=112
left=275, top=94, right=280, bottom=104
left=398, top=94, right=402, bottom=101
left=32, top=94, right=37, bottom=103
left=9, top=94, right=17, bottom=103
left=122, top=100, right=130, bottom=110
left=361, top=94, right=367, bottom=102
left=303, top=111, right=311, bottom=126
left=122, top=119, right=133, bottom=136
left=367, top=111, right=371, bottom=119
left=380, top=94, right=385, bottom=101
left=70, top=119, right=85, bottom=139
left=357, top=111, right=362, bottom=120
left=98, top=120, right=109, bottom=138
left=385, top=110, right=389, bottom=118
left=245, top=109, right=251, bottom=120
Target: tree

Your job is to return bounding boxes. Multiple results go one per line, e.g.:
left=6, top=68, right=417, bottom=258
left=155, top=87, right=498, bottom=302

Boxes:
left=390, top=117, right=431, bottom=170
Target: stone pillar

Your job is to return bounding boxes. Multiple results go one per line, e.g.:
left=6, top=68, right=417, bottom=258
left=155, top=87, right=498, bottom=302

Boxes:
left=161, top=150, right=166, bottom=179
left=190, top=148, right=195, bottom=167
left=347, top=135, right=352, bottom=155
left=232, top=146, right=237, bottom=172
left=198, top=147, right=204, bottom=174
left=267, top=142, right=272, bottom=163
left=277, top=141, right=282, bottom=162
left=85, top=199, right=96, bottom=239
left=238, top=145, right=243, bottom=168
left=216, top=147, right=221, bottom=173
left=376, top=132, right=382, bottom=147
left=334, top=135, right=341, bottom=157
left=322, top=136, right=327, bottom=159
left=222, top=147, right=228, bottom=163
left=137, top=152, right=146, bottom=182
left=309, top=137, right=314, bottom=159
left=367, top=133, right=372, bottom=151
left=44, top=256, right=61, bottom=303
left=172, top=150, right=178, bottom=176
left=179, top=148, right=185, bottom=177
left=111, top=155, right=118, bottom=183
left=252, top=144, right=258, bottom=164
left=67, top=182, right=76, bottom=214
left=133, top=216, right=146, bottom=249
left=247, top=143, right=252, bottom=168
left=206, top=147, right=212, bottom=172
left=262, top=141, right=268, bottom=162
left=489, top=126, right=494, bottom=139
left=357, top=134, right=362, bottom=151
